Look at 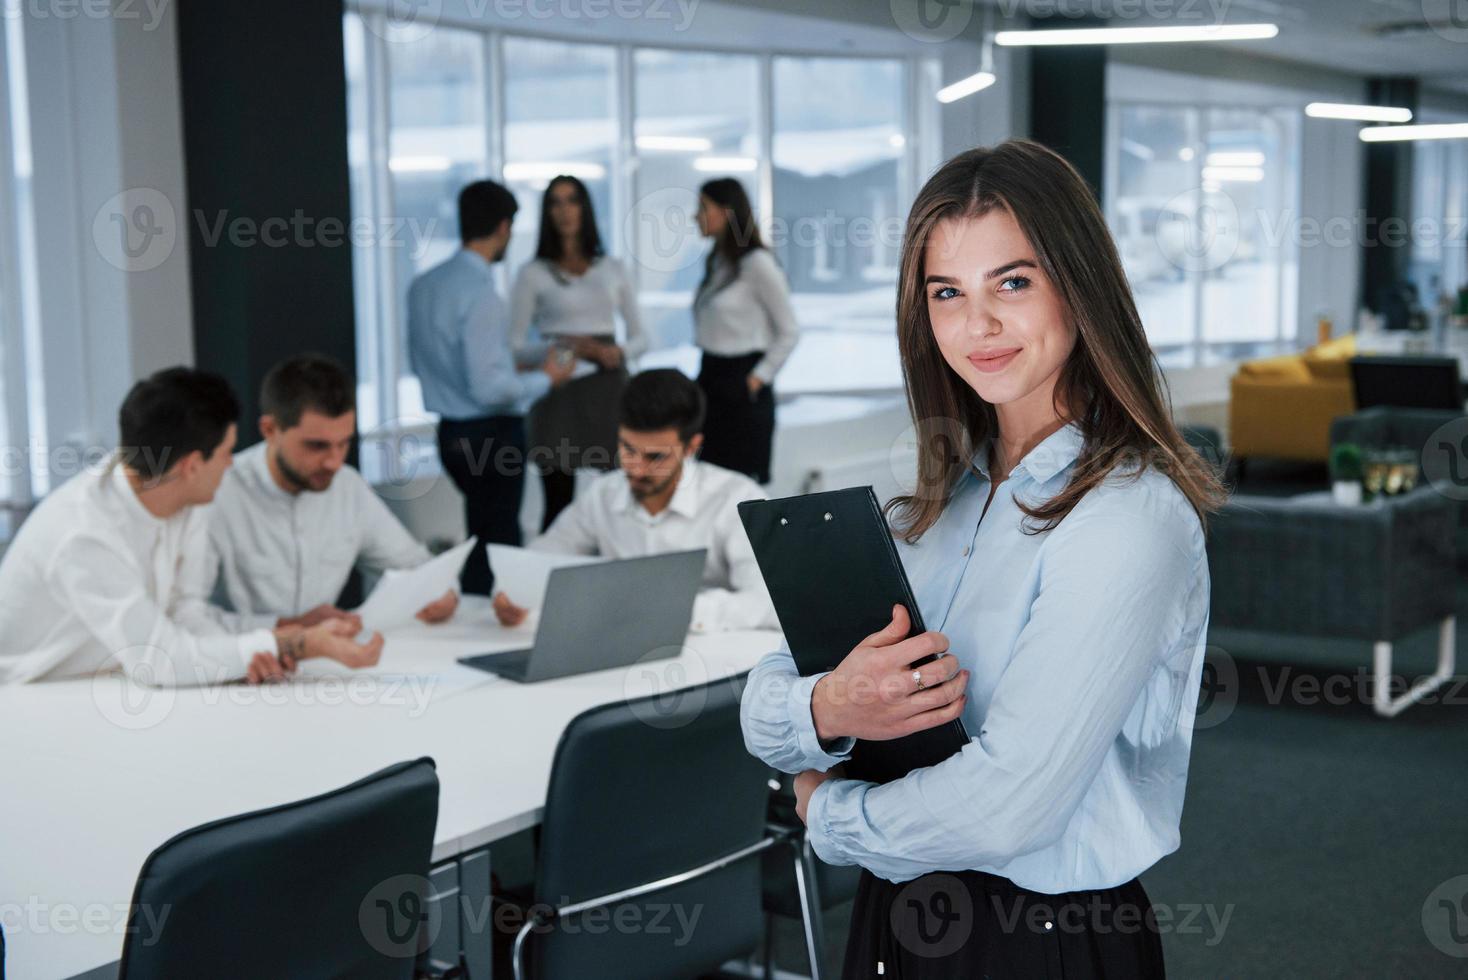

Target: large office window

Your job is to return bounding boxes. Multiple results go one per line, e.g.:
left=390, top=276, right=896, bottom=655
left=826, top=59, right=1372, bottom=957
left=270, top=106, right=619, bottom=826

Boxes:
left=343, top=5, right=936, bottom=431
left=1107, top=101, right=1300, bottom=367
left=632, top=49, right=759, bottom=349
left=502, top=38, right=618, bottom=278
left=773, top=56, right=906, bottom=334
left=1412, top=135, right=1468, bottom=309
left=344, top=17, right=489, bottom=428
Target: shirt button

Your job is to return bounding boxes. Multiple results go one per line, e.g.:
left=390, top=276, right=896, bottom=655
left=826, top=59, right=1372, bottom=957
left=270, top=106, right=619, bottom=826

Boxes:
left=1044, top=921, right=1053, bottom=931
left=962, top=545, right=971, bottom=556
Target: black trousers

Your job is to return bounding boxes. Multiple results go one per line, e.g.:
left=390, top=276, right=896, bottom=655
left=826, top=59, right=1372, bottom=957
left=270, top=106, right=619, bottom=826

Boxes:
left=436, top=415, right=525, bottom=595
left=697, top=350, right=774, bottom=484
left=841, top=869, right=1165, bottom=980
left=539, top=468, right=576, bottom=533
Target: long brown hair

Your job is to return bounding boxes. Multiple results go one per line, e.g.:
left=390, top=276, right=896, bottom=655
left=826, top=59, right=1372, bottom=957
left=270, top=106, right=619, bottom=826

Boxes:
left=696, top=177, right=766, bottom=302
left=886, top=139, right=1224, bottom=543
left=535, top=175, right=605, bottom=263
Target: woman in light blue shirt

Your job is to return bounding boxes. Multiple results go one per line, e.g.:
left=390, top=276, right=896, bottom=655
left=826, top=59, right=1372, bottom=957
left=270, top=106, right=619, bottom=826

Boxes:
left=741, top=139, right=1224, bottom=978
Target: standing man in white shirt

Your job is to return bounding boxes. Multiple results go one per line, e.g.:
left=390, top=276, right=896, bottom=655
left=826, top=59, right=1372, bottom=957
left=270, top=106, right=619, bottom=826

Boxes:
left=528, top=368, right=777, bottom=634
left=204, top=353, right=469, bottom=629
left=0, top=368, right=384, bottom=687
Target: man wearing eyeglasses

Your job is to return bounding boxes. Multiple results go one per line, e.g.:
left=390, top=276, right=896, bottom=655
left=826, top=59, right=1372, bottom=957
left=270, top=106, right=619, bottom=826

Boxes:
left=521, top=368, right=777, bottom=633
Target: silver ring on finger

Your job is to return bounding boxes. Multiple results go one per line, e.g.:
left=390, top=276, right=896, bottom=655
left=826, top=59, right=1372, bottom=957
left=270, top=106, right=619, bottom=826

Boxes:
left=912, top=668, right=925, bottom=691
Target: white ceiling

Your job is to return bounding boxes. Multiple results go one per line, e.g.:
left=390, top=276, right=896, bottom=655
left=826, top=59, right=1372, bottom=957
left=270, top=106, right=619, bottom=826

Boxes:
left=992, top=0, right=1468, bottom=96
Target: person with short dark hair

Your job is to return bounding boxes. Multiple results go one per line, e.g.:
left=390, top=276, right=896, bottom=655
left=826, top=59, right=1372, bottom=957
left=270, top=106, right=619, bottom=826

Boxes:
left=203, top=353, right=522, bottom=631
left=510, top=175, right=651, bottom=531
left=0, top=367, right=386, bottom=686
left=408, top=179, right=575, bottom=595
left=524, top=368, right=776, bottom=633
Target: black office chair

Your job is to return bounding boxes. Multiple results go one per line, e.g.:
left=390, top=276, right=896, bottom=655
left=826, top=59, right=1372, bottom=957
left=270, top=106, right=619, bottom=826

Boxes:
left=1180, top=424, right=1227, bottom=473
left=113, top=757, right=440, bottom=979
left=509, top=674, right=779, bottom=980
left=760, top=773, right=862, bottom=980
left=1350, top=354, right=1465, bottom=411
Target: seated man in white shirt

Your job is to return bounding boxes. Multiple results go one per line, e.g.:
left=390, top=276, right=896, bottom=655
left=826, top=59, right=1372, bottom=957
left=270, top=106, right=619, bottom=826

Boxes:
left=0, top=367, right=384, bottom=686
left=527, top=368, right=777, bottom=633
left=207, top=354, right=524, bottom=629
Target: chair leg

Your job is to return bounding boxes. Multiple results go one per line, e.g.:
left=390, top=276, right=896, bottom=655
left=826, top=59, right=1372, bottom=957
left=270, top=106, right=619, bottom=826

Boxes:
left=762, top=912, right=777, bottom=980
left=1373, top=616, right=1457, bottom=718
left=791, top=839, right=827, bottom=980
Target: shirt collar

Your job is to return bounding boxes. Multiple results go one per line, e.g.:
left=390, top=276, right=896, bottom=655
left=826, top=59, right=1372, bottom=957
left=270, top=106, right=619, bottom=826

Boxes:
left=107, top=456, right=166, bottom=528
left=457, top=247, right=492, bottom=272
left=240, top=441, right=294, bottom=501
left=616, top=458, right=703, bottom=520
left=971, top=420, right=1086, bottom=485
left=666, top=459, right=702, bottom=519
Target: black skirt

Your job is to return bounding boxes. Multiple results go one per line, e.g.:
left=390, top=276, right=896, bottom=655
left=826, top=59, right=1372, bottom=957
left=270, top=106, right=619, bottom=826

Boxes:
left=696, top=350, right=775, bottom=484
left=841, top=868, right=1166, bottom=980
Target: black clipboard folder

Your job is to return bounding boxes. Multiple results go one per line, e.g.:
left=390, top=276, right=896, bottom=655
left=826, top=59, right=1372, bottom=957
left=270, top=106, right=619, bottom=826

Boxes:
left=738, top=486, right=970, bottom=784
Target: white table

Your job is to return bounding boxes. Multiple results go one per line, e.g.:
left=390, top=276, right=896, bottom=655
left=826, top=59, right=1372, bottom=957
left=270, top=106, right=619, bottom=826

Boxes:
left=0, top=598, right=781, bottom=979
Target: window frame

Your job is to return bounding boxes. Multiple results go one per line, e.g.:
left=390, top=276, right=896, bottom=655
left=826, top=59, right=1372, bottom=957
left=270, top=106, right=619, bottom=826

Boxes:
left=0, top=3, right=39, bottom=525
left=1104, top=97, right=1304, bottom=369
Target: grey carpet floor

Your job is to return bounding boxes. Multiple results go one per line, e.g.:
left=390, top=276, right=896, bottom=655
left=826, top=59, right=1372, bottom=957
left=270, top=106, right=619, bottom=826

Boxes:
left=764, top=594, right=1468, bottom=979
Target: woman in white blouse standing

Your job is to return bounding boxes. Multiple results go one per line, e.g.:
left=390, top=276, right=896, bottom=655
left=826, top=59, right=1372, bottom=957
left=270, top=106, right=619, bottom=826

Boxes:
left=692, top=178, right=799, bottom=485
left=512, top=176, right=650, bottom=530
left=741, top=140, right=1224, bottom=977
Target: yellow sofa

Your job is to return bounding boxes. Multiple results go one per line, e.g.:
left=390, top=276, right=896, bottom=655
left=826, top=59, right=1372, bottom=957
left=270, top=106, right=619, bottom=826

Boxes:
left=1228, top=334, right=1357, bottom=463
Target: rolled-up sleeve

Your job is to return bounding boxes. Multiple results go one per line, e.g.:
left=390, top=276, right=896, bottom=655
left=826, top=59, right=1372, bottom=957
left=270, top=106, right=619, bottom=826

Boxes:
left=803, top=499, right=1206, bottom=881
left=740, top=647, right=854, bottom=774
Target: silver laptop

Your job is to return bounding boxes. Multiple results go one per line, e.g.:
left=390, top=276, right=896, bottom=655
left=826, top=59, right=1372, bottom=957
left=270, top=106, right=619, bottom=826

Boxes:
left=458, top=549, right=708, bottom=683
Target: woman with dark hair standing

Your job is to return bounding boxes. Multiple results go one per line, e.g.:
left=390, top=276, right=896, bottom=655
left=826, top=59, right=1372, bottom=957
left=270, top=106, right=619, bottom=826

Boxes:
left=512, top=175, right=650, bottom=530
left=692, top=178, right=799, bottom=485
left=741, top=140, right=1224, bottom=978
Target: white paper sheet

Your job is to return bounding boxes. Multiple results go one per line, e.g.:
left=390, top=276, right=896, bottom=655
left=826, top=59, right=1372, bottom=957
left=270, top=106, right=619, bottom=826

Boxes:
left=487, top=544, right=604, bottom=609
left=355, top=537, right=478, bottom=632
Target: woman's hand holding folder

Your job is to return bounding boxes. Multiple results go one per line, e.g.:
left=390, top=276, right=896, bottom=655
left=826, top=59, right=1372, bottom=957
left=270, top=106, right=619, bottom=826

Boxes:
left=810, top=603, right=969, bottom=744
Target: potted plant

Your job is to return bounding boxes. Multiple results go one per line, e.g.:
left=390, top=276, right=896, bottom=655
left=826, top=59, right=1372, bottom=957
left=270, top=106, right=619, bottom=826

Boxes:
left=1330, top=442, right=1364, bottom=505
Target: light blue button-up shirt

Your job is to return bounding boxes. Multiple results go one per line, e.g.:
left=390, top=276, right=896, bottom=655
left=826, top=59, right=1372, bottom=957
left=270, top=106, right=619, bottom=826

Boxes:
left=407, top=249, right=551, bottom=421
left=740, top=421, right=1211, bottom=892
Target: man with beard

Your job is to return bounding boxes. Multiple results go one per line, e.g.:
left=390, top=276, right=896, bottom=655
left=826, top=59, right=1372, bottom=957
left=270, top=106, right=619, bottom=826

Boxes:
left=526, top=368, right=777, bottom=634
left=204, top=354, right=524, bottom=629
left=0, top=367, right=383, bottom=686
